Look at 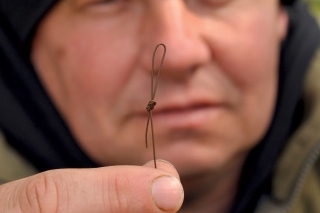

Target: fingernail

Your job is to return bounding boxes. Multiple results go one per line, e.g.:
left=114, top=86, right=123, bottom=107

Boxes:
left=145, top=159, right=176, bottom=169
left=156, top=159, right=176, bottom=169
left=151, top=175, right=184, bottom=211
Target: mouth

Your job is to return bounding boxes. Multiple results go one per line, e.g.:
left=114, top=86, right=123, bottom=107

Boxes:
left=154, top=103, right=214, bottom=114
left=137, top=98, right=225, bottom=129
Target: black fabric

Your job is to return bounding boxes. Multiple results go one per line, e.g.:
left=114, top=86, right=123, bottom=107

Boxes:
left=0, top=0, right=319, bottom=212
left=0, top=0, right=57, bottom=53
left=0, top=0, right=96, bottom=170
left=230, top=2, right=320, bottom=213
left=282, top=0, right=296, bottom=5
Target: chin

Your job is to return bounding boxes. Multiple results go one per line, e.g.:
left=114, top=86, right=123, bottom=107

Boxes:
left=153, top=136, right=249, bottom=181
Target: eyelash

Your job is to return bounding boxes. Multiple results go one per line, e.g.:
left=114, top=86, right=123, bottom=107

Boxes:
left=96, top=0, right=122, bottom=4
left=82, top=0, right=126, bottom=13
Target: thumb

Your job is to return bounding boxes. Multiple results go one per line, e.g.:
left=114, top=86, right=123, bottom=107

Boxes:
left=0, top=161, right=183, bottom=213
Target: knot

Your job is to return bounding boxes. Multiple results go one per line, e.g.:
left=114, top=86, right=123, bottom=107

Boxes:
left=146, top=100, right=156, bottom=111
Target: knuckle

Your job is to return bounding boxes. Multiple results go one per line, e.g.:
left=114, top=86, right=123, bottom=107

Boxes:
left=21, top=172, right=59, bottom=213
left=105, top=172, right=130, bottom=213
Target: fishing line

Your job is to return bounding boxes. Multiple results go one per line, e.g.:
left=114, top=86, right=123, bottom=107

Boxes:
left=145, top=44, right=166, bottom=169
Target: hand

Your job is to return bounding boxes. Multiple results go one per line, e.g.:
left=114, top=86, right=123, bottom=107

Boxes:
left=0, top=160, right=184, bottom=213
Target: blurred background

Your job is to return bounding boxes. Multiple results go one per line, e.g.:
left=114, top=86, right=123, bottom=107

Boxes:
left=307, top=0, right=320, bottom=22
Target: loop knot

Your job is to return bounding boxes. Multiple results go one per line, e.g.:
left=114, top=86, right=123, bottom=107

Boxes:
left=146, top=100, right=156, bottom=111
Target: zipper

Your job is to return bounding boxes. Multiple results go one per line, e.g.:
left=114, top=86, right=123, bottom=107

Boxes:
left=278, top=140, right=320, bottom=213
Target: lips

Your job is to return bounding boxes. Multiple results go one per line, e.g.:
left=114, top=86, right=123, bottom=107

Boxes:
left=152, top=102, right=218, bottom=114
left=149, top=93, right=224, bottom=114
left=137, top=94, right=225, bottom=129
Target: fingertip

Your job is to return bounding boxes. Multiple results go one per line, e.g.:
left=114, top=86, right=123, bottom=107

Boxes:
left=143, top=159, right=180, bottom=180
left=151, top=175, right=184, bottom=212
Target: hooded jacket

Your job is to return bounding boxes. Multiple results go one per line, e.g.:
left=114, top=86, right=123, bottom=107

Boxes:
left=254, top=46, right=320, bottom=213
left=0, top=0, right=319, bottom=213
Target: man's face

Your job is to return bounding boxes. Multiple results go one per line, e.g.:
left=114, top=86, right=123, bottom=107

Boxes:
left=31, top=0, right=287, bottom=177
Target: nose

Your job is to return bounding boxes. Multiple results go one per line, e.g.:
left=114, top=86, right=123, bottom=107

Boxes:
left=139, top=0, right=211, bottom=81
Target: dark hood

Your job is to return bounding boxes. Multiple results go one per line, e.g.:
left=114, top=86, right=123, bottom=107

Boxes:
left=0, top=0, right=319, bottom=213
left=0, top=0, right=96, bottom=170
left=0, top=0, right=57, bottom=53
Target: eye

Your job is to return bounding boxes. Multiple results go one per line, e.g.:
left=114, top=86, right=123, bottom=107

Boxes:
left=78, top=0, right=123, bottom=7
left=92, top=0, right=124, bottom=5
left=186, top=0, right=231, bottom=14
left=202, top=0, right=230, bottom=7
left=79, top=0, right=126, bottom=14
left=96, top=0, right=120, bottom=4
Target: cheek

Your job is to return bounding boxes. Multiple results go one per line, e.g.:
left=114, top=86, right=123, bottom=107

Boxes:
left=55, top=31, right=133, bottom=109
left=206, top=10, right=279, bottom=145
left=37, top=20, right=143, bottom=147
